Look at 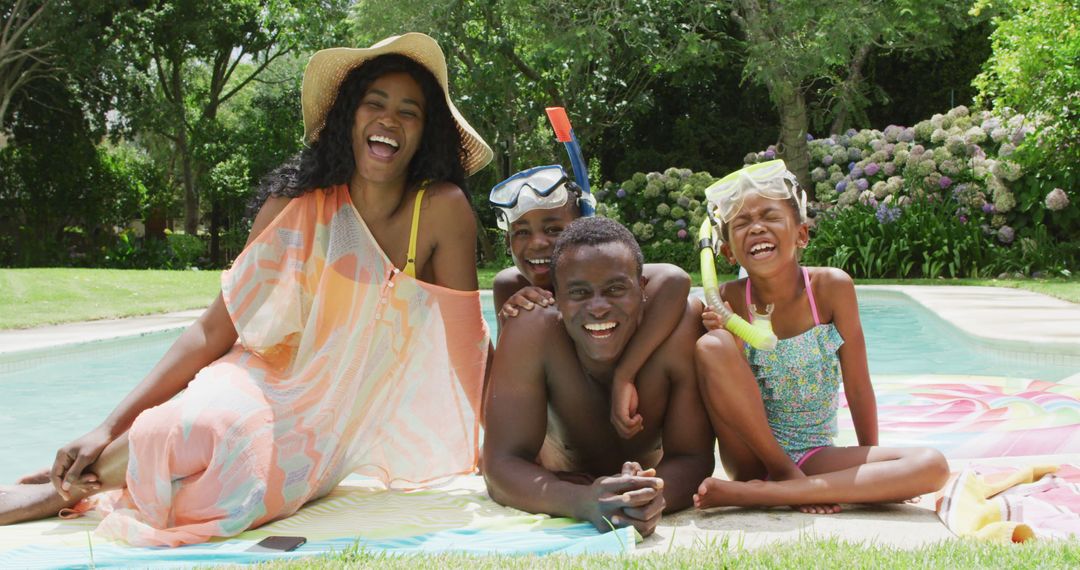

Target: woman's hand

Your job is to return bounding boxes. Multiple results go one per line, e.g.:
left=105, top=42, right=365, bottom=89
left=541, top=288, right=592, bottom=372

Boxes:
left=497, top=286, right=554, bottom=319
left=51, top=427, right=113, bottom=500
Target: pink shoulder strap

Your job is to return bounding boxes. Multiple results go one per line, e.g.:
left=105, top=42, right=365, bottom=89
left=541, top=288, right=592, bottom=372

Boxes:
left=803, top=267, right=821, bottom=326
left=744, top=277, right=753, bottom=323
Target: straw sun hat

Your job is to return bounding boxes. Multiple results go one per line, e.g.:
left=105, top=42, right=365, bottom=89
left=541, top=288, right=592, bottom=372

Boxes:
left=301, top=32, right=493, bottom=176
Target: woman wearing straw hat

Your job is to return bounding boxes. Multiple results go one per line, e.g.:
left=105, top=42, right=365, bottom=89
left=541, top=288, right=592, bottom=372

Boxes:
left=1, top=33, right=494, bottom=546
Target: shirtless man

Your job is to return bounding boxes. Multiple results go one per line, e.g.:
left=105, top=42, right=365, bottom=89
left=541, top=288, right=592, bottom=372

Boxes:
left=482, top=216, right=714, bottom=538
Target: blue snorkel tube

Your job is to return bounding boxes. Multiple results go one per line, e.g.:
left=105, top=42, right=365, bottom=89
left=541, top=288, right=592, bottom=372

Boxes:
left=545, top=107, right=595, bottom=217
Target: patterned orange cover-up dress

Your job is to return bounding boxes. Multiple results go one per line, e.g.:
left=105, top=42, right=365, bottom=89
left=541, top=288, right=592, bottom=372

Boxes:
left=91, top=185, right=488, bottom=546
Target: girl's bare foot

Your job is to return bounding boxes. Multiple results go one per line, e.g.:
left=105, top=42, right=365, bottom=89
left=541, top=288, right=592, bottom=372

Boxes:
left=766, top=469, right=841, bottom=514
left=694, top=477, right=762, bottom=509
left=693, top=477, right=841, bottom=514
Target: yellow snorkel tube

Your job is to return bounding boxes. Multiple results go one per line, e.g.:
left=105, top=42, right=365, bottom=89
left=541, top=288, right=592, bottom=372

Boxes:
left=698, top=215, right=778, bottom=350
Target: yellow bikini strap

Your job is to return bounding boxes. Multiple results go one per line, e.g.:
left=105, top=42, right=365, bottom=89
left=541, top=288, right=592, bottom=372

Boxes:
left=403, top=180, right=428, bottom=278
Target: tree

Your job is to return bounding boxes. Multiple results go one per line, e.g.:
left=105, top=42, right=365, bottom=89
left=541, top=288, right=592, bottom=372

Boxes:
left=973, top=0, right=1079, bottom=172
left=729, top=0, right=972, bottom=199
left=0, top=0, right=53, bottom=145
left=112, top=0, right=349, bottom=235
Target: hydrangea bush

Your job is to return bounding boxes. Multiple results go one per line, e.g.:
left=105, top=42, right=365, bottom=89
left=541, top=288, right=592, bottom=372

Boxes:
left=596, top=167, right=729, bottom=272
left=741, top=106, right=1078, bottom=278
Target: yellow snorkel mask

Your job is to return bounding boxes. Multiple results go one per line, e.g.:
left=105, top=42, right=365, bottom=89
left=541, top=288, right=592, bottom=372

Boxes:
left=703, top=160, right=807, bottom=242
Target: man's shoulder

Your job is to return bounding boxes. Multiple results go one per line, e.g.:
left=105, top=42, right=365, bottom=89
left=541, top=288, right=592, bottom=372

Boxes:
left=498, top=304, right=565, bottom=346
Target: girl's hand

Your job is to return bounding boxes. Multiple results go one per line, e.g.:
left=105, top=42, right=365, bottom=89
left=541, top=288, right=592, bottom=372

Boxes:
left=51, top=426, right=113, bottom=500
left=701, top=301, right=735, bottom=332
left=498, top=286, right=554, bottom=319
left=611, top=377, right=643, bottom=439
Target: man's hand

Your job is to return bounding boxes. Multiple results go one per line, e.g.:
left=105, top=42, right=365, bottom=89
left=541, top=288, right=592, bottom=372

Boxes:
left=497, top=286, right=554, bottom=319
left=611, top=377, right=643, bottom=439
left=581, top=463, right=665, bottom=537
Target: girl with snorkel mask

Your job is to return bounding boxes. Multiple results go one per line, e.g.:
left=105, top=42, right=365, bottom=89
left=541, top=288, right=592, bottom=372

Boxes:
left=489, top=109, right=691, bottom=437
left=685, top=160, right=948, bottom=513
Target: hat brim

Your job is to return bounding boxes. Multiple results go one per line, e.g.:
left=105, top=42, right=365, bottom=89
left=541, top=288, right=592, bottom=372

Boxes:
left=301, top=33, right=493, bottom=176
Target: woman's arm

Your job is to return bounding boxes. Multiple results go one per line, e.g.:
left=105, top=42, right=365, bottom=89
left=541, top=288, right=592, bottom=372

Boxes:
left=822, top=268, right=878, bottom=447
left=426, top=184, right=480, bottom=291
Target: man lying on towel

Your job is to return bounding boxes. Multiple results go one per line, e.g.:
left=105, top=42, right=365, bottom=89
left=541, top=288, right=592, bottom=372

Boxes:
left=483, top=217, right=714, bottom=538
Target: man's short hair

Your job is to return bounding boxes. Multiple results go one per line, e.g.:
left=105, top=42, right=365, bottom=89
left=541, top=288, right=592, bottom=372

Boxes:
left=551, top=217, right=644, bottom=290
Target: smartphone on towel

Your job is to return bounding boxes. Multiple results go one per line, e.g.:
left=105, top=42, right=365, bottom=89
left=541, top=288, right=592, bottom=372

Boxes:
left=247, top=535, right=307, bottom=553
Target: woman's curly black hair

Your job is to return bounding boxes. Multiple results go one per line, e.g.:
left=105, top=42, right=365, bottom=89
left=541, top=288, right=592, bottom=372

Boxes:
left=251, top=53, right=468, bottom=213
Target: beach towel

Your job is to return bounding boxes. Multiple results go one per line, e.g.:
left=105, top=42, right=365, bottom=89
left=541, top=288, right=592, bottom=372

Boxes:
left=0, top=477, right=637, bottom=568
left=89, top=186, right=489, bottom=546
left=935, top=464, right=1080, bottom=542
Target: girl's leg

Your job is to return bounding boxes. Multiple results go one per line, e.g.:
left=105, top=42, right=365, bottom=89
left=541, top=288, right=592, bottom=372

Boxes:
left=695, top=446, right=949, bottom=509
left=0, top=434, right=129, bottom=526
left=695, top=329, right=801, bottom=480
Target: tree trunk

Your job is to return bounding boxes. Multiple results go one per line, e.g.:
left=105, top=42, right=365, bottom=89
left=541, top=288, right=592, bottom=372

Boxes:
left=771, top=81, right=814, bottom=202
left=209, top=196, right=221, bottom=266
left=830, top=43, right=873, bottom=135
left=178, top=127, right=198, bottom=235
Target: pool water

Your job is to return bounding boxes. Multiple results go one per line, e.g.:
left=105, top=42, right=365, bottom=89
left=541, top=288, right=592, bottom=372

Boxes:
left=1, top=292, right=1076, bottom=483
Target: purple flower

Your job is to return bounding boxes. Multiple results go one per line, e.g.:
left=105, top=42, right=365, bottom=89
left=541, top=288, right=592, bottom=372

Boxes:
left=616, top=188, right=627, bottom=199
left=1045, top=188, right=1070, bottom=211
left=939, top=176, right=952, bottom=189
left=851, top=167, right=864, bottom=179
left=982, top=203, right=995, bottom=214
left=855, top=179, right=869, bottom=191
left=845, top=128, right=857, bottom=137
left=959, top=215, right=968, bottom=224
left=806, top=133, right=814, bottom=141
left=848, top=162, right=857, bottom=172
left=875, top=203, right=902, bottom=224
left=836, top=180, right=848, bottom=193
left=865, top=163, right=880, bottom=177
left=883, top=163, right=896, bottom=176
left=675, top=218, right=687, bottom=228
left=764, top=149, right=776, bottom=160
left=677, top=229, right=688, bottom=240
left=822, top=155, right=833, bottom=166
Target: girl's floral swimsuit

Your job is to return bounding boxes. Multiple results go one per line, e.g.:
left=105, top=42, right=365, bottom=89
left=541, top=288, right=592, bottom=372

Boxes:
left=745, top=267, right=845, bottom=467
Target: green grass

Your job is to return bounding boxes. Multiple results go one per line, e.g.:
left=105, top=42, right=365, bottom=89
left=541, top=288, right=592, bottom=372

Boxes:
left=0, top=268, right=222, bottom=329
left=253, top=536, right=1080, bottom=569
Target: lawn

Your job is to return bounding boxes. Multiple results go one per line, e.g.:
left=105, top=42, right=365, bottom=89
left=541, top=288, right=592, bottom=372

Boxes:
left=258, top=536, right=1080, bottom=568
left=2, top=267, right=1078, bottom=330
left=0, top=268, right=221, bottom=329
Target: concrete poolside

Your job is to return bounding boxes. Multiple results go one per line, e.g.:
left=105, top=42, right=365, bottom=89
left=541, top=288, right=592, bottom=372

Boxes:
left=1, top=285, right=1079, bottom=551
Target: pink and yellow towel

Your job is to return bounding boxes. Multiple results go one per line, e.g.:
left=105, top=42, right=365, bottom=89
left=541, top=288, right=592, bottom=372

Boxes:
left=936, top=464, right=1080, bottom=542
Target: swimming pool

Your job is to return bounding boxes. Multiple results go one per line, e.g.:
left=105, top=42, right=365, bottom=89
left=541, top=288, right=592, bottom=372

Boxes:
left=1, top=290, right=1076, bottom=483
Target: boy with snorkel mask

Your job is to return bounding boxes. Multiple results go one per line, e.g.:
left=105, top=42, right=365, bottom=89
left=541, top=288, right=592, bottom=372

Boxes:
left=489, top=117, right=692, bottom=438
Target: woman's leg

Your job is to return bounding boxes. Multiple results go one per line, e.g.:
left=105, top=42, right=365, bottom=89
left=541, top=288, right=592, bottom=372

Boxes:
left=0, top=434, right=129, bottom=525
left=695, top=446, right=949, bottom=509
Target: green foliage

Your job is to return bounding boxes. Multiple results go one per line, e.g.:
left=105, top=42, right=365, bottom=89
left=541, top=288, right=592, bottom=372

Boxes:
left=973, top=0, right=1080, bottom=174
left=600, top=168, right=717, bottom=273
left=805, top=196, right=1076, bottom=278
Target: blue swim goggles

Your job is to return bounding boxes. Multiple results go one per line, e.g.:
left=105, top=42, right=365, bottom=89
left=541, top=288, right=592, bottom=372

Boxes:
left=490, top=165, right=596, bottom=230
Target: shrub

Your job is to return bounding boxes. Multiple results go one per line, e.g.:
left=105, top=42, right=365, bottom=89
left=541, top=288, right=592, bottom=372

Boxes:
left=598, top=168, right=716, bottom=273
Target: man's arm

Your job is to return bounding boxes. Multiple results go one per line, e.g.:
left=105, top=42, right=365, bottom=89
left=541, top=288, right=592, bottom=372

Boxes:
left=482, top=308, right=593, bottom=519
left=651, top=298, right=716, bottom=512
